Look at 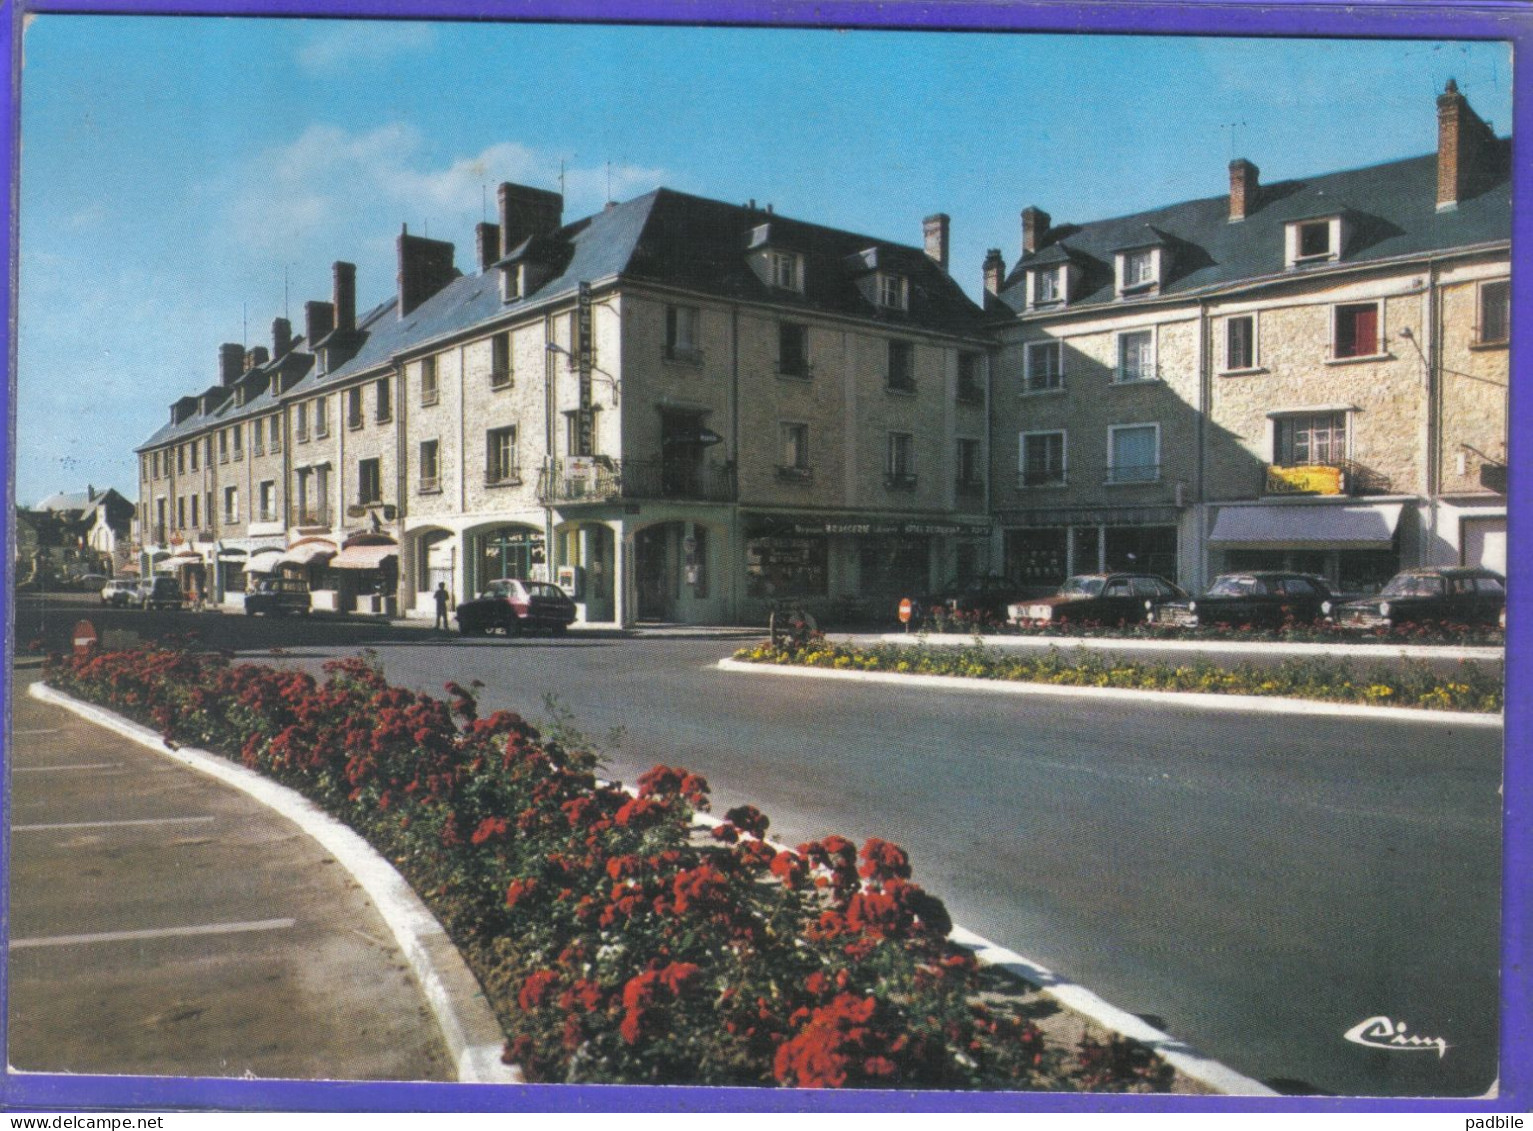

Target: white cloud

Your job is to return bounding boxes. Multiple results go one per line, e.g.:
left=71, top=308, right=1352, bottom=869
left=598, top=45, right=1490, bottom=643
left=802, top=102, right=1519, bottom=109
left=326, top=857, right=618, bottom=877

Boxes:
left=297, top=21, right=435, bottom=71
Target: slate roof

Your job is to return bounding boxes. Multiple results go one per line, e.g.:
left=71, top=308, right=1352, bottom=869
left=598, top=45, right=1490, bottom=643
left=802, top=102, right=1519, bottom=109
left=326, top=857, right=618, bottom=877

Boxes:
left=996, top=143, right=1512, bottom=315
left=138, top=187, right=986, bottom=449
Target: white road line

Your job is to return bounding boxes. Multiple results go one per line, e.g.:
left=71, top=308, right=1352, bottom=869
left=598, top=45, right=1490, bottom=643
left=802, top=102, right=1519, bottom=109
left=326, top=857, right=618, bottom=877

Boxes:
left=10, top=918, right=295, bottom=950
left=14, top=763, right=122, bottom=773
left=13, top=816, right=216, bottom=832
left=12, top=728, right=63, bottom=736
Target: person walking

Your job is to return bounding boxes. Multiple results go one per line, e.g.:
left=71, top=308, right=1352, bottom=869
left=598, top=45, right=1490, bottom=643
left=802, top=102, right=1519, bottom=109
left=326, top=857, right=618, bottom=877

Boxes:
left=433, top=582, right=452, bottom=631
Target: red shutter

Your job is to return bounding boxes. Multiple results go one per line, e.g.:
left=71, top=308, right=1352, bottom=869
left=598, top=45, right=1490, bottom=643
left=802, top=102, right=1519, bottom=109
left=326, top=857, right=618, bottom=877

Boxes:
left=1341, top=306, right=1378, bottom=358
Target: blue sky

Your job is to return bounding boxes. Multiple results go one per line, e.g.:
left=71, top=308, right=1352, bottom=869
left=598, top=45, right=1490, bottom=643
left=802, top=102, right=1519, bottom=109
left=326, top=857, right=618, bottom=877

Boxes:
left=14, top=15, right=1513, bottom=507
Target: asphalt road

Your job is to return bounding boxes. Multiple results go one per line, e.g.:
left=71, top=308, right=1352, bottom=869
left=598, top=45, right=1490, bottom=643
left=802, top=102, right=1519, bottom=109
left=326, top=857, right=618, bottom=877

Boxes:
left=13, top=595, right=1507, bottom=1097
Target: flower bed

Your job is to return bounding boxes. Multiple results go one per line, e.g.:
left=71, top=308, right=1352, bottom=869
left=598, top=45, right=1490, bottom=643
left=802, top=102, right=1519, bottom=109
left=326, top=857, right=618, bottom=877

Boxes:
left=734, top=637, right=1503, bottom=714
left=43, top=642, right=1175, bottom=1091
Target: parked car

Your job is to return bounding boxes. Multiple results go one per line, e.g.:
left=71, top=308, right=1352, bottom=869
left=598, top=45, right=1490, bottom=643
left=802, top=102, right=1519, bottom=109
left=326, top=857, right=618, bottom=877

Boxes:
left=901, top=574, right=1026, bottom=626
left=71, top=572, right=109, bottom=592
left=455, top=578, right=577, bottom=636
left=1336, top=566, right=1506, bottom=629
left=100, top=578, right=140, bottom=607
left=134, top=576, right=185, bottom=610
left=1008, top=573, right=1187, bottom=627
left=1154, top=571, right=1338, bottom=628
left=244, top=576, right=312, bottom=617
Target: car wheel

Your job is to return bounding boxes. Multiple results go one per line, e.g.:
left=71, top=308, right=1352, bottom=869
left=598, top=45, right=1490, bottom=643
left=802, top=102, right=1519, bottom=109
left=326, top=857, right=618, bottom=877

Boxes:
left=457, top=621, right=471, bottom=636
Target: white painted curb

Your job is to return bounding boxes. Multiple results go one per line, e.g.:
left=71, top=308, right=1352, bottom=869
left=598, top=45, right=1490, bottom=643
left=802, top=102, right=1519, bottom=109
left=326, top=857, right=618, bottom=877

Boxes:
left=716, top=658, right=1502, bottom=728
left=29, top=681, right=520, bottom=1085
left=874, top=632, right=1503, bottom=663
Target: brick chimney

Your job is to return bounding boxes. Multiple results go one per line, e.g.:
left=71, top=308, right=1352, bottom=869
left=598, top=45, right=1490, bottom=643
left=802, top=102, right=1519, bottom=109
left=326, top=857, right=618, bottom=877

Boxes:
left=397, top=226, right=458, bottom=317
left=272, top=317, right=293, bottom=359
left=1437, top=78, right=1498, bottom=211
left=476, top=222, right=502, bottom=273
left=497, top=182, right=564, bottom=257
left=1021, top=207, right=1051, bottom=256
left=333, top=261, right=357, bottom=334
left=923, top=213, right=950, bottom=271
left=244, top=346, right=269, bottom=370
left=219, top=343, right=245, bottom=386
left=305, top=300, right=335, bottom=348
left=1229, top=158, right=1260, bottom=222
left=983, top=248, right=1007, bottom=296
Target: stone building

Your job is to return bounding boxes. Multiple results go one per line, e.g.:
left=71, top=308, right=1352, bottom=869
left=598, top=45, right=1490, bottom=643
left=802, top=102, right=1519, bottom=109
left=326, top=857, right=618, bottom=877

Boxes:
left=985, top=81, right=1510, bottom=593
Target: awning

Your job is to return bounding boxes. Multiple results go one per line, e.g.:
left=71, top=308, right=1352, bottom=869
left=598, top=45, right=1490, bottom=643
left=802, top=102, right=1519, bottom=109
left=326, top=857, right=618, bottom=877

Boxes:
left=1208, top=503, right=1403, bottom=549
left=278, top=541, right=338, bottom=566
left=243, top=549, right=284, bottom=574
left=330, top=545, right=399, bottom=571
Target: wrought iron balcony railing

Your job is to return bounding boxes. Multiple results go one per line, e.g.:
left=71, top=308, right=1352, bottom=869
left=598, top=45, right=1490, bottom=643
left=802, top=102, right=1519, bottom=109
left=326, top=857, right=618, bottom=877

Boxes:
left=1264, top=460, right=1391, bottom=497
left=538, top=458, right=737, bottom=504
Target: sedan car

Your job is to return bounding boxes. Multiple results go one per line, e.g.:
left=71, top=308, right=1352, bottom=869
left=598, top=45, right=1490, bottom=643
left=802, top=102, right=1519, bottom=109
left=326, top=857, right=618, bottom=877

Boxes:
left=101, top=578, right=140, bottom=607
left=902, top=574, right=1027, bottom=627
left=1154, top=571, right=1337, bottom=628
left=455, top=578, right=577, bottom=636
left=134, top=576, right=185, bottom=611
left=1008, top=573, right=1187, bottom=627
left=244, top=576, right=312, bottom=616
left=1336, top=566, right=1506, bottom=629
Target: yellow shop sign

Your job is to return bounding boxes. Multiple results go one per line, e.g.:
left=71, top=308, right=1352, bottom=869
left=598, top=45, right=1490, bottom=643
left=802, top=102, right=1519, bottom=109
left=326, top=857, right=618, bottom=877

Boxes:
left=1266, top=464, right=1345, bottom=495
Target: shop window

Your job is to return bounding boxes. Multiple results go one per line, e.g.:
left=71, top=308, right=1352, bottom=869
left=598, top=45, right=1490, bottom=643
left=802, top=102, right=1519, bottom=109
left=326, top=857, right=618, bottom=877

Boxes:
left=746, top=536, right=827, bottom=598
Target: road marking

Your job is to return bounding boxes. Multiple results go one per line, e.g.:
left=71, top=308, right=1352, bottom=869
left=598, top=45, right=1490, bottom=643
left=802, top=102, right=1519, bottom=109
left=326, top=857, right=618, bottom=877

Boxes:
left=14, top=763, right=122, bottom=773
left=10, top=918, right=295, bottom=951
left=12, top=729, right=63, bottom=736
left=13, top=816, right=216, bottom=832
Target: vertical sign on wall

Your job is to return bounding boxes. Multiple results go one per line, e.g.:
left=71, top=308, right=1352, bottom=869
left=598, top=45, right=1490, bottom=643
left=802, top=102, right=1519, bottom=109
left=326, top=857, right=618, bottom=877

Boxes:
left=576, top=282, right=594, bottom=456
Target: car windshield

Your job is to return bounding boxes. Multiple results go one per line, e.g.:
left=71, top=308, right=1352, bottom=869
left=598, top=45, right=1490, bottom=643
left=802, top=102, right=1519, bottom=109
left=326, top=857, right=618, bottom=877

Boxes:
left=1058, top=577, right=1105, bottom=597
left=1381, top=574, right=1445, bottom=598
left=523, top=583, right=565, bottom=599
left=1207, top=576, right=1265, bottom=597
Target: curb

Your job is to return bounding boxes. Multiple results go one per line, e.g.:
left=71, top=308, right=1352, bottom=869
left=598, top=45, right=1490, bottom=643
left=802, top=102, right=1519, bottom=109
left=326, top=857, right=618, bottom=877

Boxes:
left=28, top=681, right=520, bottom=1085
left=873, top=633, right=1503, bottom=663
left=684, top=810, right=1276, bottom=1096
left=716, top=658, right=1502, bottom=728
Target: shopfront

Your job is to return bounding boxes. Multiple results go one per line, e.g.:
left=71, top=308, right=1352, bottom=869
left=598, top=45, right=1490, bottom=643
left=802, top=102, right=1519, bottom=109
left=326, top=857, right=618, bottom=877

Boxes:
left=331, top=534, right=400, bottom=615
left=999, top=506, right=1182, bottom=593
left=476, top=524, right=546, bottom=590
left=1207, top=500, right=1405, bottom=594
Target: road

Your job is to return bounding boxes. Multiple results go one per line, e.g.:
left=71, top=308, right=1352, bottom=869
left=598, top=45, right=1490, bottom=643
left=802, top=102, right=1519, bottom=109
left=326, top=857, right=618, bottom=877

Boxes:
left=12, top=595, right=1508, bottom=1097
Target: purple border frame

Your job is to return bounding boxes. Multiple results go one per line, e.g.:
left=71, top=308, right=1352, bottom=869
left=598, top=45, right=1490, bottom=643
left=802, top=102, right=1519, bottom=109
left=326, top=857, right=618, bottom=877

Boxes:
left=2, top=0, right=1526, bottom=1114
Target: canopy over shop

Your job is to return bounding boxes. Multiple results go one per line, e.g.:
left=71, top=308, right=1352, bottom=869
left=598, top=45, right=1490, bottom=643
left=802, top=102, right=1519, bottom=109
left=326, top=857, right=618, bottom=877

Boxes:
left=1208, top=501, right=1405, bottom=592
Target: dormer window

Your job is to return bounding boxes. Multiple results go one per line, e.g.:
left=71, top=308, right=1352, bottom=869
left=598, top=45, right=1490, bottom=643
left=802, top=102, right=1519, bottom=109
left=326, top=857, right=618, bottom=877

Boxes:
left=769, top=250, right=801, bottom=292
left=1299, top=222, right=1329, bottom=258
left=1116, top=248, right=1162, bottom=297
left=1030, top=266, right=1064, bottom=308
left=1286, top=216, right=1345, bottom=268
left=877, top=273, right=908, bottom=311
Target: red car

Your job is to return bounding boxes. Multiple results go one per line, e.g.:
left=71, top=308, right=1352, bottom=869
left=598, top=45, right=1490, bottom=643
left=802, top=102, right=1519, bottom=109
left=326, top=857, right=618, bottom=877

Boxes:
left=454, top=578, right=576, bottom=636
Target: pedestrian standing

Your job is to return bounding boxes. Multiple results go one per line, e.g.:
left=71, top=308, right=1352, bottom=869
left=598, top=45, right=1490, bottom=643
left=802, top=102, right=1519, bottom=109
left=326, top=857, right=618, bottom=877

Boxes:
left=434, top=582, right=451, bottom=631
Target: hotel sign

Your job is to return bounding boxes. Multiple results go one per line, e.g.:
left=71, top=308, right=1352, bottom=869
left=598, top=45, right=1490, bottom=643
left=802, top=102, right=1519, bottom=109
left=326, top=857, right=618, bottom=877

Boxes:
left=1266, top=464, right=1344, bottom=495
left=575, top=282, right=594, bottom=456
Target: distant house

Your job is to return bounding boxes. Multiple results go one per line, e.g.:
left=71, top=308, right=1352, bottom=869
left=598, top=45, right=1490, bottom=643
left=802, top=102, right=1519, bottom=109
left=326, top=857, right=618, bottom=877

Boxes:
left=17, top=485, right=137, bottom=583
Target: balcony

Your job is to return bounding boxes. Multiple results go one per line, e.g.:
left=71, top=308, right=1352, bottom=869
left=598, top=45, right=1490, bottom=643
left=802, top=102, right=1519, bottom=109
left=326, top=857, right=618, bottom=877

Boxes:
left=1264, top=460, right=1391, bottom=497
left=1105, top=462, right=1162, bottom=485
left=538, top=458, right=737, bottom=504
left=884, top=471, right=918, bottom=491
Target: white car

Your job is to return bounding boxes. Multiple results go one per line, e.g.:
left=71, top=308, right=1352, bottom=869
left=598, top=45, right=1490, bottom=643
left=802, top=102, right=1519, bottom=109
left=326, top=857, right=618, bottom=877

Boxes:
left=101, top=579, right=139, bottom=607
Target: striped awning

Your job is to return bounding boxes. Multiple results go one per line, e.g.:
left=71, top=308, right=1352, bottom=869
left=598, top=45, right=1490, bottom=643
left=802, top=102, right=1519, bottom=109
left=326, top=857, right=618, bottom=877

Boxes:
left=278, top=540, right=338, bottom=566
left=330, top=544, right=399, bottom=571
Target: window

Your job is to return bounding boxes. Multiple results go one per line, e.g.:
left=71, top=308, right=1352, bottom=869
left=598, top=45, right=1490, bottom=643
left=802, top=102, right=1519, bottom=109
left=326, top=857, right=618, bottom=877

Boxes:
left=1116, top=330, right=1156, bottom=383
left=253, top=417, right=264, bottom=456
left=1225, top=315, right=1256, bottom=371
left=177, top=497, right=186, bottom=529
left=666, top=305, right=702, bottom=362
left=189, top=442, right=198, bottom=471
left=1033, top=266, right=1063, bottom=306
left=258, top=481, right=275, bottom=523
left=223, top=486, right=238, bottom=524
left=375, top=378, right=392, bottom=423
left=295, top=468, right=327, bottom=526
left=205, top=437, right=214, bottom=466
left=1019, top=431, right=1066, bottom=488
left=565, top=411, right=599, bottom=459
left=491, top=332, right=512, bottom=388
left=176, top=445, right=186, bottom=475
left=420, top=355, right=439, bottom=404
left=347, top=387, right=363, bottom=429
left=957, top=352, right=984, bottom=401
left=1479, top=280, right=1510, bottom=345
left=205, top=490, right=213, bottom=529
left=190, top=494, right=199, bottom=530
left=885, top=432, right=917, bottom=488
left=419, top=440, right=440, bottom=492
left=270, top=414, right=282, bottom=452
left=778, top=422, right=810, bottom=480
left=956, top=437, right=983, bottom=491
left=358, top=458, right=382, bottom=505
left=778, top=322, right=809, bottom=377
left=1333, top=303, right=1380, bottom=359
left=878, top=273, right=908, bottom=310
left=1298, top=221, right=1331, bottom=259
left=1288, top=217, right=1344, bottom=268
left=1108, top=424, right=1160, bottom=483
left=232, top=424, right=243, bottom=460
left=218, top=431, right=229, bottom=463
left=1024, top=340, right=1063, bottom=392
left=1125, top=250, right=1155, bottom=287
left=1275, top=412, right=1348, bottom=466
left=487, top=426, right=518, bottom=485
left=768, top=251, right=800, bottom=291
left=313, top=397, right=329, bottom=438
left=887, top=341, right=915, bottom=392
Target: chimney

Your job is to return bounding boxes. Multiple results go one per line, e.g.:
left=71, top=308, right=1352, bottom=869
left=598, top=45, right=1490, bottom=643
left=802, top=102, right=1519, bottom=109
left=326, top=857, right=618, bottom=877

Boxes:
left=305, top=300, right=335, bottom=347
left=1437, top=78, right=1498, bottom=211
left=272, top=317, right=293, bottom=359
left=333, top=261, right=357, bottom=334
left=244, top=346, right=269, bottom=371
left=1228, top=158, right=1260, bottom=222
left=219, top=343, right=245, bottom=386
left=983, top=249, right=1007, bottom=296
left=1021, top=207, right=1051, bottom=256
left=476, top=222, right=502, bottom=273
left=397, top=227, right=458, bottom=317
left=497, top=182, right=564, bottom=258
left=923, top=213, right=951, bottom=272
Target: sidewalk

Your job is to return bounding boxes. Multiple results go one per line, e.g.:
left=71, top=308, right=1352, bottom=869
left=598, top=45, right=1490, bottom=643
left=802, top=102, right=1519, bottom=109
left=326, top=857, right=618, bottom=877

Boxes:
left=9, top=664, right=490, bottom=1083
